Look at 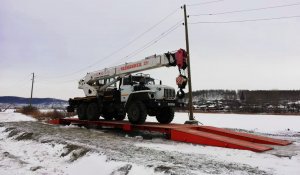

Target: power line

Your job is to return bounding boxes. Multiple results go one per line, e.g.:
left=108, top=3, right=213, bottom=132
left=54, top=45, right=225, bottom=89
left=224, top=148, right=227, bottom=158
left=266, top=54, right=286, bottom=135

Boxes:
left=36, top=77, right=79, bottom=84
left=122, top=21, right=182, bottom=60
left=36, top=21, right=182, bottom=85
left=187, top=0, right=225, bottom=7
left=35, top=73, right=80, bottom=84
left=4, top=74, right=32, bottom=89
left=190, top=2, right=300, bottom=16
left=110, top=24, right=182, bottom=67
left=40, top=8, right=180, bottom=80
left=190, top=15, right=300, bottom=24
left=111, top=20, right=183, bottom=66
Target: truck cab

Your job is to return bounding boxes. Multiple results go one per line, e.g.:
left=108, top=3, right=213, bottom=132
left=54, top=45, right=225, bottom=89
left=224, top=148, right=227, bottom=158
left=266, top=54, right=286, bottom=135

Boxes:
left=120, top=74, right=176, bottom=102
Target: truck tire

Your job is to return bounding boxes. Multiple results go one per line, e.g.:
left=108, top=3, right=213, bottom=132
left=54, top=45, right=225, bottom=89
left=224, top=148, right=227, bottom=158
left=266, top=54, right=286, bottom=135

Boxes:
left=87, top=103, right=100, bottom=121
left=156, top=107, right=174, bottom=124
left=102, top=113, right=114, bottom=120
left=67, top=106, right=74, bottom=113
left=77, top=103, right=88, bottom=120
left=114, top=114, right=126, bottom=121
left=127, top=101, right=147, bottom=124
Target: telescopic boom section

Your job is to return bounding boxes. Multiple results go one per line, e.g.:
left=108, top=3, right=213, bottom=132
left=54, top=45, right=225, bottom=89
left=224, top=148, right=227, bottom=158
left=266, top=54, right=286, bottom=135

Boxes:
left=80, top=49, right=185, bottom=86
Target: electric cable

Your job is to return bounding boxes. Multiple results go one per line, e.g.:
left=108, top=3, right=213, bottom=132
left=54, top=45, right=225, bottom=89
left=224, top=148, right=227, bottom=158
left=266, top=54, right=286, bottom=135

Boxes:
left=40, top=8, right=181, bottom=80
left=36, top=21, right=181, bottom=85
left=190, top=2, right=300, bottom=16
left=189, top=15, right=300, bottom=24
left=3, top=74, right=32, bottom=89
left=36, top=77, right=79, bottom=84
left=38, top=20, right=183, bottom=84
left=187, top=0, right=225, bottom=7
left=111, top=20, right=183, bottom=66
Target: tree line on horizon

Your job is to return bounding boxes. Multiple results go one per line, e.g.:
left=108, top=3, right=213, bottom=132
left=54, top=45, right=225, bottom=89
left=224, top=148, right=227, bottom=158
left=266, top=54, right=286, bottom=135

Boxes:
left=184, top=90, right=300, bottom=114
left=190, top=90, right=300, bottom=104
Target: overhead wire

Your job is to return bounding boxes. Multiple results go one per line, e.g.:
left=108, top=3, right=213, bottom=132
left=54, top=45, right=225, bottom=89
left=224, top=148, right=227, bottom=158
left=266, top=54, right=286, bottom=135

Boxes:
left=37, top=20, right=182, bottom=85
left=4, top=73, right=32, bottom=89
left=40, top=7, right=181, bottom=80
left=190, top=2, right=300, bottom=16
left=36, top=77, right=79, bottom=84
left=113, top=20, right=183, bottom=65
left=35, top=73, right=80, bottom=84
left=37, top=20, right=183, bottom=85
left=120, top=20, right=183, bottom=61
left=189, top=15, right=300, bottom=24
left=187, top=0, right=225, bottom=7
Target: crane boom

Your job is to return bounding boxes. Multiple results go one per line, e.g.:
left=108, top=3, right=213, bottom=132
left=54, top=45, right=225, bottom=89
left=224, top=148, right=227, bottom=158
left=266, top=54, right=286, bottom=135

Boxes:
left=82, top=52, right=177, bottom=85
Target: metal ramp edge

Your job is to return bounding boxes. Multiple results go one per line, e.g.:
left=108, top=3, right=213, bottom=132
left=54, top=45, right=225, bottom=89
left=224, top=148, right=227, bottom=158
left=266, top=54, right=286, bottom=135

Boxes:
left=170, top=128, right=273, bottom=152
left=195, top=126, right=292, bottom=146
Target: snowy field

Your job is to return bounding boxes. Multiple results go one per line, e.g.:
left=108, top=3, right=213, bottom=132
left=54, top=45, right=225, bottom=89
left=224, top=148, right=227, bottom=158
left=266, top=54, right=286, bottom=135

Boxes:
left=0, top=110, right=299, bottom=175
left=149, top=112, right=300, bottom=134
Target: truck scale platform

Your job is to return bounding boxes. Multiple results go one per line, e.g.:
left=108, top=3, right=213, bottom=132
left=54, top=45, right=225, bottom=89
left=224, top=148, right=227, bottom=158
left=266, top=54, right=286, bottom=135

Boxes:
left=49, top=118, right=292, bottom=152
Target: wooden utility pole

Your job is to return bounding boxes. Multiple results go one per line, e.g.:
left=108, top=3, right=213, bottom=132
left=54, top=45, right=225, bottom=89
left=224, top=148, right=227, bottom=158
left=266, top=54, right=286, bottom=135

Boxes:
left=29, top=72, right=35, bottom=107
left=183, top=4, right=194, bottom=121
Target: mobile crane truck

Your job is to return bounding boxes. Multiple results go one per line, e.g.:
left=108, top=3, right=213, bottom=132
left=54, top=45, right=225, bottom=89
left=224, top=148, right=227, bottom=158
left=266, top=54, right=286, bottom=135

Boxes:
left=67, top=49, right=188, bottom=124
left=62, top=49, right=292, bottom=152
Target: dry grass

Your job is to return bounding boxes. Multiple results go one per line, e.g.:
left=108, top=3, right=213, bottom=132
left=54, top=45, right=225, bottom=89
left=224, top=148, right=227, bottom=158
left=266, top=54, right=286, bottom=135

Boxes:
left=16, top=106, right=76, bottom=121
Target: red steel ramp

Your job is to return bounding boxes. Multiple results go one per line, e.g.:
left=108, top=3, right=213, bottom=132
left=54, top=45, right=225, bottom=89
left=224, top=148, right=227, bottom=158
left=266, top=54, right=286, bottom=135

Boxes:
left=49, top=118, right=292, bottom=152
left=171, top=128, right=273, bottom=152
left=194, top=126, right=291, bottom=146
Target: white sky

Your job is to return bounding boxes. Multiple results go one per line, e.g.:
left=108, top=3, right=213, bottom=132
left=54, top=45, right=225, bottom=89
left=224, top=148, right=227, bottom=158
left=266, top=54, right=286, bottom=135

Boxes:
left=0, top=0, right=300, bottom=100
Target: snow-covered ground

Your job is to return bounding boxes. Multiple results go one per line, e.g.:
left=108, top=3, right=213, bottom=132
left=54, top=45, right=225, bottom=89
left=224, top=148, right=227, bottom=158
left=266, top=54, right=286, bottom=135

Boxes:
left=0, top=111, right=157, bottom=175
left=0, top=109, right=36, bottom=122
left=153, top=112, right=300, bottom=133
left=0, top=127, right=156, bottom=175
left=0, top=110, right=299, bottom=175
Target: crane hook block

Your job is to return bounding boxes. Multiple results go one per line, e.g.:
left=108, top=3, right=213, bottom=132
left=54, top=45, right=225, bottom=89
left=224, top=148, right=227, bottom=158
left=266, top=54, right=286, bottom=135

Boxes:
left=177, top=89, right=185, bottom=99
left=176, top=75, right=187, bottom=89
left=175, top=49, right=187, bottom=70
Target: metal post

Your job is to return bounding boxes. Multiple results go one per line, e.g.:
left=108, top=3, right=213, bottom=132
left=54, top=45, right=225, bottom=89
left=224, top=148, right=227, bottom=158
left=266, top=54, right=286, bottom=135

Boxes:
left=30, top=72, right=34, bottom=107
left=183, top=4, right=194, bottom=121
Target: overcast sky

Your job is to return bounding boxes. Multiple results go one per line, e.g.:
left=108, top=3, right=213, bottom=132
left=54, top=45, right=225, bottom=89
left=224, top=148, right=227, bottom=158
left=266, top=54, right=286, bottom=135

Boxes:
left=0, top=0, right=300, bottom=100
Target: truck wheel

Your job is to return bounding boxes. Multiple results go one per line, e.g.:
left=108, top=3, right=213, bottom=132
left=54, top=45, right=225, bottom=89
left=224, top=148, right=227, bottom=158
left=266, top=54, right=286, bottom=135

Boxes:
left=127, top=101, right=147, bottom=124
left=102, top=113, right=114, bottom=121
left=114, top=114, right=126, bottom=121
left=67, top=106, right=74, bottom=113
left=87, top=103, right=100, bottom=121
left=156, top=107, right=174, bottom=124
left=77, top=103, right=88, bottom=120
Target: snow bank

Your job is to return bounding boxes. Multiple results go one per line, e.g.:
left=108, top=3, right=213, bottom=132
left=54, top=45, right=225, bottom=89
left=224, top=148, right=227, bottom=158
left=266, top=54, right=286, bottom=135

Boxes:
left=0, top=126, right=66, bottom=175
left=0, top=110, right=36, bottom=122
left=66, top=154, right=160, bottom=175
left=0, top=126, right=158, bottom=175
left=135, top=142, right=300, bottom=175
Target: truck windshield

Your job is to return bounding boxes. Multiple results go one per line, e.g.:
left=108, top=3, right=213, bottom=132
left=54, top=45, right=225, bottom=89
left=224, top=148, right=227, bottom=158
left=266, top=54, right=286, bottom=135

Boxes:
left=123, top=76, right=155, bottom=85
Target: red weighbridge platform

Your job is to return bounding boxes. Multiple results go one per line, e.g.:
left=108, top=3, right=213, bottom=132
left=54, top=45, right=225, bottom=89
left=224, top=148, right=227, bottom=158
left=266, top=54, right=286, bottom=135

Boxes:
left=49, top=118, right=292, bottom=152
